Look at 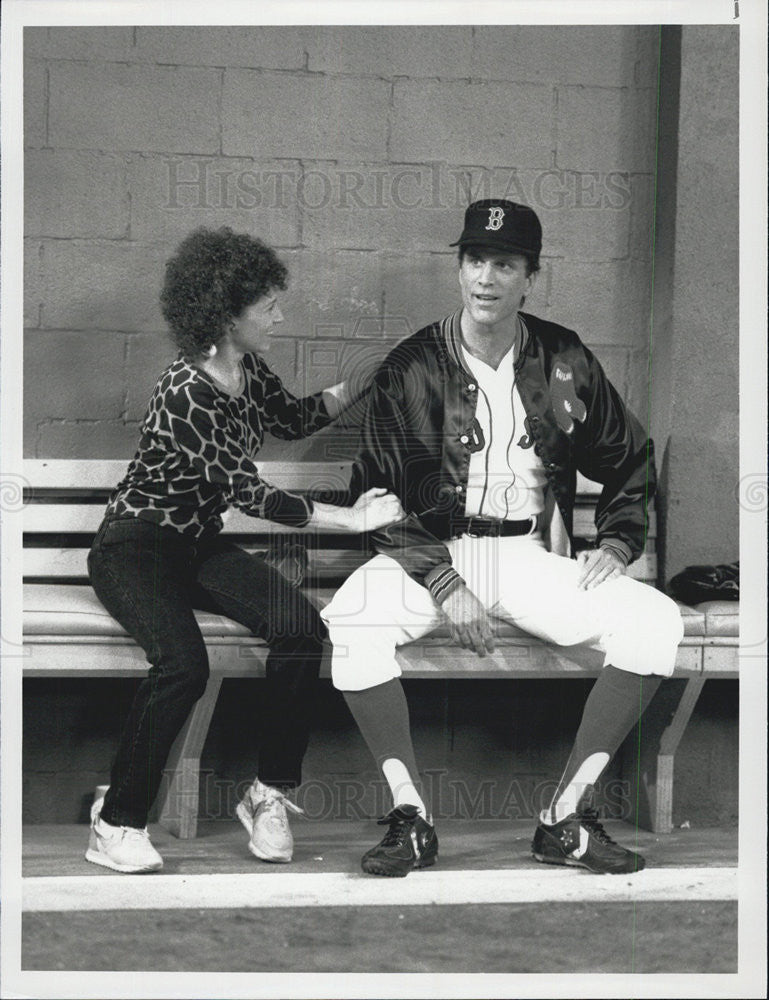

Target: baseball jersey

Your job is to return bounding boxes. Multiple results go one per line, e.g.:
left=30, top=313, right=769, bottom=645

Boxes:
left=460, top=342, right=548, bottom=519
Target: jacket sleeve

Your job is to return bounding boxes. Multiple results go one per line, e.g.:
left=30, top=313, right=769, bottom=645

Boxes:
left=574, top=346, right=656, bottom=562
left=350, top=361, right=466, bottom=603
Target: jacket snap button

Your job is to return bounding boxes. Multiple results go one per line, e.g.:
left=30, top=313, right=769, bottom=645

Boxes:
left=455, top=484, right=464, bottom=493
left=467, top=383, right=476, bottom=392
left=460, top=435, right=469, bottom=444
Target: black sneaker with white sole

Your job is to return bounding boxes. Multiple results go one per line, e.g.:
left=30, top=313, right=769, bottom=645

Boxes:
left=361, top=805, right=438, bottom=877
left=532, top=807, right=646, bottom=875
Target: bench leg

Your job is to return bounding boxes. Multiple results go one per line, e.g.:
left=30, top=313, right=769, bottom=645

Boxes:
left=157, top=675, right=223, bottom=839
left=619, top=675, right=706, bottom=834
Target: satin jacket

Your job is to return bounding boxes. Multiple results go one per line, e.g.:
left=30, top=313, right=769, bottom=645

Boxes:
left=348, top=309, right=656, bottom=602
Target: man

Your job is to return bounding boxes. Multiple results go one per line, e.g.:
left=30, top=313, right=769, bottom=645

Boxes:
left=321, top=199, right=684, bottom=877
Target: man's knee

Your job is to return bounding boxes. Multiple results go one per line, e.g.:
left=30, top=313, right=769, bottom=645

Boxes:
left=605, top=588, right=684, bottom=677
left=627, top=587, right=684, bottom=647
left=326, top=622, right=401, bottom=692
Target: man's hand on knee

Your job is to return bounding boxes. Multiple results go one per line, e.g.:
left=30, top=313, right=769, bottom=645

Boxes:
left=577, top=547, right=627, bottom=590
left=440, top=583, right=495, bottom=657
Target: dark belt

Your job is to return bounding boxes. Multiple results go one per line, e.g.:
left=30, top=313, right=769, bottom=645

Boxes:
left=449, top=514, right=537, bottom=539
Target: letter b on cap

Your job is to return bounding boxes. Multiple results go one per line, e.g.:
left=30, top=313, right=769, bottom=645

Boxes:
left=485, top=207, right=505, bottom=231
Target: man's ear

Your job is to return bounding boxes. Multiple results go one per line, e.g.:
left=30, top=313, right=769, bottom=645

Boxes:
left=520, top=269, right=538, bottom=308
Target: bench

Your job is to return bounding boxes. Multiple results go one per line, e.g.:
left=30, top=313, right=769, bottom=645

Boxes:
left=22, top=459, right=739, bottom=838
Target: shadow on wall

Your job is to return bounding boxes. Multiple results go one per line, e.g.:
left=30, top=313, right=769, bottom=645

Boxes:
left=657, top=434, right=740, bottom=587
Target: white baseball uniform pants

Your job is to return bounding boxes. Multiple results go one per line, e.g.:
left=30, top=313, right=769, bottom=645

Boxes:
left=321, top=534, right=684, bottom=691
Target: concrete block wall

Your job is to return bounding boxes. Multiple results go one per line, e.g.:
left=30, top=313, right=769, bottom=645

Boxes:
left=24, top=24, right=661, bottom=459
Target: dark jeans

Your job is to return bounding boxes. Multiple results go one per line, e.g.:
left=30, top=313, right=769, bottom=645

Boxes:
left=88, top=516, right=325, bottom=829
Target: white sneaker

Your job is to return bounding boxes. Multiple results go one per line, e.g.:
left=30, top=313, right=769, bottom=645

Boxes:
left=85, top=798, right=163, bottom=873
left=235, top=780, right=304, bottom=863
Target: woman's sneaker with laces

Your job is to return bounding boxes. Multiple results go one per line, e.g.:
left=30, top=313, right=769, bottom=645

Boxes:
left=236, top=779, right=304, bottom=863
left=361, top=805, right=439, bottom=877
left=85, top=798, right=163, bottom=873
left=532, top=807, right=645, bottom=874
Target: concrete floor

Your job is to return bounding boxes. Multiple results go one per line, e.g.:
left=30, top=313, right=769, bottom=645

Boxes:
left=23, top=817, right=738, bottom=878
left=17, top=819, right=742, bottom=979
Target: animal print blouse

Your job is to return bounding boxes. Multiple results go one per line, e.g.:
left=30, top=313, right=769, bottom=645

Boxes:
left=104, top=352, right=332, bottom=538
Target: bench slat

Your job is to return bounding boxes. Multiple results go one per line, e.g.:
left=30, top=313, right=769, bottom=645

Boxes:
left=22, top=548, right=371, bottom=581
left=23, top=459, right=608, bottom=498
left=21, top=638, right=714, bottom=679
left=23, top=546, right=658, bottom=583
left=23, top=502, right=656, bottom=541
left=22, top=460, right=352, bottom=493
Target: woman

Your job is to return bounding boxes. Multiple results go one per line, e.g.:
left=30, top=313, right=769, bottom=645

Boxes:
left=86, top=227, right=403, bottom=874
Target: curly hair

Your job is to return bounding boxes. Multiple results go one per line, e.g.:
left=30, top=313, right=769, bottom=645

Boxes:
left=160, top=227, right=288, bottom=356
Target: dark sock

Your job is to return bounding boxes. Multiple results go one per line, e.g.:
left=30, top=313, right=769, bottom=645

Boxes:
left=550, top=665, right=663, bottom=815
left=343, top=679, right=421, bottom=781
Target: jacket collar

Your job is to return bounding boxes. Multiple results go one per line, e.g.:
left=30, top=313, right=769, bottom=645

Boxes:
left=439, top=309, right=531, bottom=377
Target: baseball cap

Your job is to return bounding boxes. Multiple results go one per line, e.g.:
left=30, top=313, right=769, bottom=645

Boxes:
left=450, top=199, right=542, bottom=257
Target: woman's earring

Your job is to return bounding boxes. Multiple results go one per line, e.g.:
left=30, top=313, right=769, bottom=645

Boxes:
left=206, top=344, right=217, bottom=358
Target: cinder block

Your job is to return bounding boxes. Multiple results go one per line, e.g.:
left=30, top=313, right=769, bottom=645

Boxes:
left=677, top=162, right=737, bottom=278
left=433, top=163, right=535, bottom=212
left=24, top=331, right=125, bottom=457
left=472, top=25, right=639, bottom=88
left=627, top=346, right=655, bottom=418
left=582, top=344, right=632, bottom=400
left=391, top=80, right=553, bottom=166
left=24, top=58, right=47, bottom=148
left=25, top=150, right=129, bottom=239
left=301, top=162, right=464, bottom=252
left=634, top=26, right=662, bottom=89
left=24, top=407, right=41, bottom=457
left=277, top=248, right=388, bottom=340
left=48, top=62, right=220, bottom=154
left=24, top=330, right=126, bottom=422
left=380, top=251, right=463, bottom=332
left=306, top=25, right=473, bottom=78
left=24, top=241, right=43, bottom=328
left=679, top=27, right=738, bottom=135
left=222, top=71, right=390, bottom=160
left=556, top=87, right=657, bottom=173
left=524, top=259, right=552, bottom=314
left=127, top=155, right=300, bottom=245
left=36, top=419, right=142, bottom=459
left=23, top=27, right=50, bottom=60
left=547, top=259, right=652, bottom=349
left=542, top=187, right=632, bottom=262
left=134, top=26, right=308, bottom=69
left=33, top=26, right=136, bottom=61
left=124, top=331, right=178, bottom=421
left=627, top=173, right=655, bottom=261
left=295, top=336, right=395, bottom=399
left=40, top=239, right=167, bottom=332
